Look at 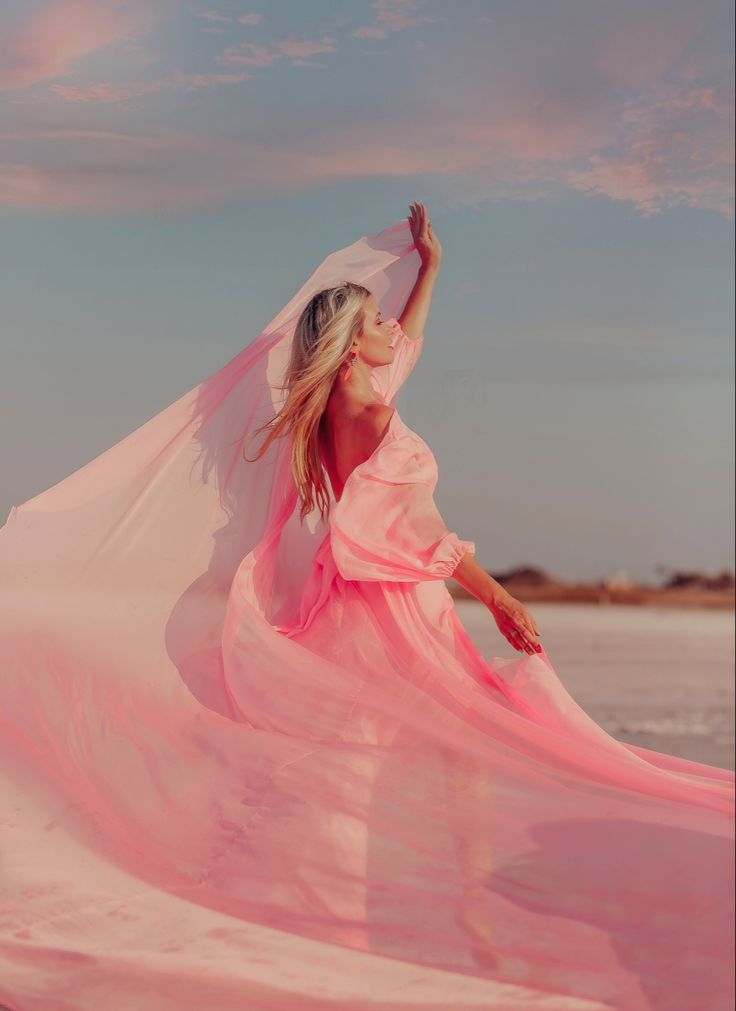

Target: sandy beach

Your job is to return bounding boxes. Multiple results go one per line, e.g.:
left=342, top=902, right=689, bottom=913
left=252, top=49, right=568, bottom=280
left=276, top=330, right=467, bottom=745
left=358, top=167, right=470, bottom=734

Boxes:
left=456, top=600, right=735, bottom=771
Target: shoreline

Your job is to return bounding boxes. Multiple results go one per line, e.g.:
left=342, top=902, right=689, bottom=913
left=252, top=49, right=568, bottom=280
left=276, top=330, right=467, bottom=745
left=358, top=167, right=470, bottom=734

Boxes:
left=450, top=584, right=736, bottom=610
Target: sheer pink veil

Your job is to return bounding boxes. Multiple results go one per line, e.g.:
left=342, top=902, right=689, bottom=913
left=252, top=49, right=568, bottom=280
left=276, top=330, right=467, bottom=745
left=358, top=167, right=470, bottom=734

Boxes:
left=0, top=218, right=420, bottom=722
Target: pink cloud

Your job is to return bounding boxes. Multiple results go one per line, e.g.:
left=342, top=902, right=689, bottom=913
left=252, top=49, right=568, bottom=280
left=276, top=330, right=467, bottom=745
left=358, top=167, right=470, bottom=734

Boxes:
left=198, top=11, right=263, bottom=27
left=51, top=81, right=149, bottom=104
left=174, top=70, right=253, bottom=91
left=49, top=68, right=253, bottom=105
left=0, top=124, right=427, bottom=214
left=216, top=43, right=281, bottom=69
left=0, top=0, right=156, bottom=91
left=566, top=82, right=734, bottom=218
left=0, top=1, right=730, bottom=221
left=216, top=35, right=337, bottom=69
left=198, top=10, right=231, bottom=23
left=277, top=35, right=338, bottom=59
left=353, top=0, right=441, bottom=41
left=0, top=78, right=730, bottom=220
left=353, top=26, right=386, bottom=41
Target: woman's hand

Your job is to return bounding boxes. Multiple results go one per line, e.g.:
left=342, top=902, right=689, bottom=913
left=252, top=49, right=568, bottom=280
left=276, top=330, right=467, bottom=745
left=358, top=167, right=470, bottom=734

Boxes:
left=408, top=201, right=442, bottom=271
left=451, top=553, right=543, bottom=656
left=487, top=588, right=542, bottom=655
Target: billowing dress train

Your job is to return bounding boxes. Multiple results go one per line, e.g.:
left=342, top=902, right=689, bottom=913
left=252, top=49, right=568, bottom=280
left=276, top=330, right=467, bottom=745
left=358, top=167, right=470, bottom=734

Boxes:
left=0, top=219, right=733, bottom=1011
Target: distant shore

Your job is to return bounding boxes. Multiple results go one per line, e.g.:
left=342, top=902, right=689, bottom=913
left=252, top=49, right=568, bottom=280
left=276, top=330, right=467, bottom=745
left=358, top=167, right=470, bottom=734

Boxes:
left=450, top=566, right=736, bottom=610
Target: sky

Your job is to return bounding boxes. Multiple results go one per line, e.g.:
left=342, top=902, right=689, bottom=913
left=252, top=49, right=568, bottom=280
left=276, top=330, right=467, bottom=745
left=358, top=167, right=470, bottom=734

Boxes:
left=0, top=0, right=733, bottom=583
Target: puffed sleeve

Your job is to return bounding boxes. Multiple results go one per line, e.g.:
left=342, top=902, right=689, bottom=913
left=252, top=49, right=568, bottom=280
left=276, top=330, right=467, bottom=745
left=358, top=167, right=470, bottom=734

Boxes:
left=370, top=318, right=424, bottom=406
left=329, top=432, right=476, bottom=583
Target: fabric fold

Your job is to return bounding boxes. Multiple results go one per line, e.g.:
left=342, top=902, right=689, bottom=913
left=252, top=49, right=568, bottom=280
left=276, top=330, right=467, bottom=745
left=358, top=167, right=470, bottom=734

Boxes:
left=329, top=420, right=476, bottom=583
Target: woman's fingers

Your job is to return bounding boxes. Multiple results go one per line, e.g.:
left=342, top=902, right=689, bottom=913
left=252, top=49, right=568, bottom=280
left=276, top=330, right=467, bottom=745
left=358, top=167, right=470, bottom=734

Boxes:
left=509, top=630, right=530, bottom=653
left=519, top=607, right=540, bottom=642
left=410, top=201, right=430, bottom=235
left=491, top=612, right=540, bottom=653
left=408, top=202, right=421, bottom=236
left=418, top=202, right=429, bottom=235
left=490, top=594, right=542, bottom=654
left=507, top=619, right=541, bottom=654
left=510, top=614, right=536, bottom=642
left=513, top=630, right=541, bottom=655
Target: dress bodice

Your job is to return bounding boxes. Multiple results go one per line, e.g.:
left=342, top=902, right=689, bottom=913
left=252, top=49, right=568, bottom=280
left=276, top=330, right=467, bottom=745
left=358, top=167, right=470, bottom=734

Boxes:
left=328, top=406, right=475, bottom=584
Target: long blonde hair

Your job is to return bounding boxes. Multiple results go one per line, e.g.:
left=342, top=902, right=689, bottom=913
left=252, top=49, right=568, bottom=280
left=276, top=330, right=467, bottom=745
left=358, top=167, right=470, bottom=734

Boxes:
left=243, top=281, right=372, bottom=524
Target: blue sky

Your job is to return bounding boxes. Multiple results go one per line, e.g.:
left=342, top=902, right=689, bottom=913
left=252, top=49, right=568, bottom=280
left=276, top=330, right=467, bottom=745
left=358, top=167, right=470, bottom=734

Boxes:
left=0, top=0, right=733, bottom=582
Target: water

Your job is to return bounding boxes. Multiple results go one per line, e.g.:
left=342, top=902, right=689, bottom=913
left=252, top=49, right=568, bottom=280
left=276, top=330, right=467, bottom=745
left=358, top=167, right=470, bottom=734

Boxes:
left=455, top=600, right=735, bottom=771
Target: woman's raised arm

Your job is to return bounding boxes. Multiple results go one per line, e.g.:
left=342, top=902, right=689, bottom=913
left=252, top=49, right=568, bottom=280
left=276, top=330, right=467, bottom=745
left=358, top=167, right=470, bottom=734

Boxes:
left=399, top=201, right=442, bottom=340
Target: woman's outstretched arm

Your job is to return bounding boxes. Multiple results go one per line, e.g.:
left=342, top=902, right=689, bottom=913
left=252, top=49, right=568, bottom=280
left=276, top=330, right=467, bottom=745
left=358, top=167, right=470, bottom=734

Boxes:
left=451, top=551, right=543, bottom=656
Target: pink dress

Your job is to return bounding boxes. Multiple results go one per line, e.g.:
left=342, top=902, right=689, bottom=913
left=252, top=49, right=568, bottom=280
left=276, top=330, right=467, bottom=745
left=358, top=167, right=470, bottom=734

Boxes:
left=233, top=322, right=525, bottom=744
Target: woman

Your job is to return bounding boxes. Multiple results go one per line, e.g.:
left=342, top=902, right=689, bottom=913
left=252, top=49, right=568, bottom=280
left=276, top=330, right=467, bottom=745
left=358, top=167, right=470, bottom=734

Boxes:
left=0, top=207, right=733, bottom=1011
left=232, top=201, right=544, bottom=962
left=255, top=202, right=542, bottom=659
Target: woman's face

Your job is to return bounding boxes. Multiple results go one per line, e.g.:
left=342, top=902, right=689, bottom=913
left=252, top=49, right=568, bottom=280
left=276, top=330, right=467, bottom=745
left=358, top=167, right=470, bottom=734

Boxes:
left=356, top=295, right=398, bottom=367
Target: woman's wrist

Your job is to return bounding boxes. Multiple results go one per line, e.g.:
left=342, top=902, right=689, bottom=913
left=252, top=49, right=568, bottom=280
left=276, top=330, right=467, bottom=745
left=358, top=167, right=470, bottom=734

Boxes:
left=480, top=574, right=509, bottom=610
left=451, top=552, right=508, bottom=609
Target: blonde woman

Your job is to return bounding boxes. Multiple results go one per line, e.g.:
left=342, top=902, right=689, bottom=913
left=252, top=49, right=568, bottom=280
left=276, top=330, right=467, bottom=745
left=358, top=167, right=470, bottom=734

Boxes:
left=240, top=202, right=543, bottom=958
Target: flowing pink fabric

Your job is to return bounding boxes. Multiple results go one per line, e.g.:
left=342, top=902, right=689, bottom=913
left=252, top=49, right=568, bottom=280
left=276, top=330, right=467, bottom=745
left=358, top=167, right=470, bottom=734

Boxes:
left=0, top=218, right=733, bottom=1011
